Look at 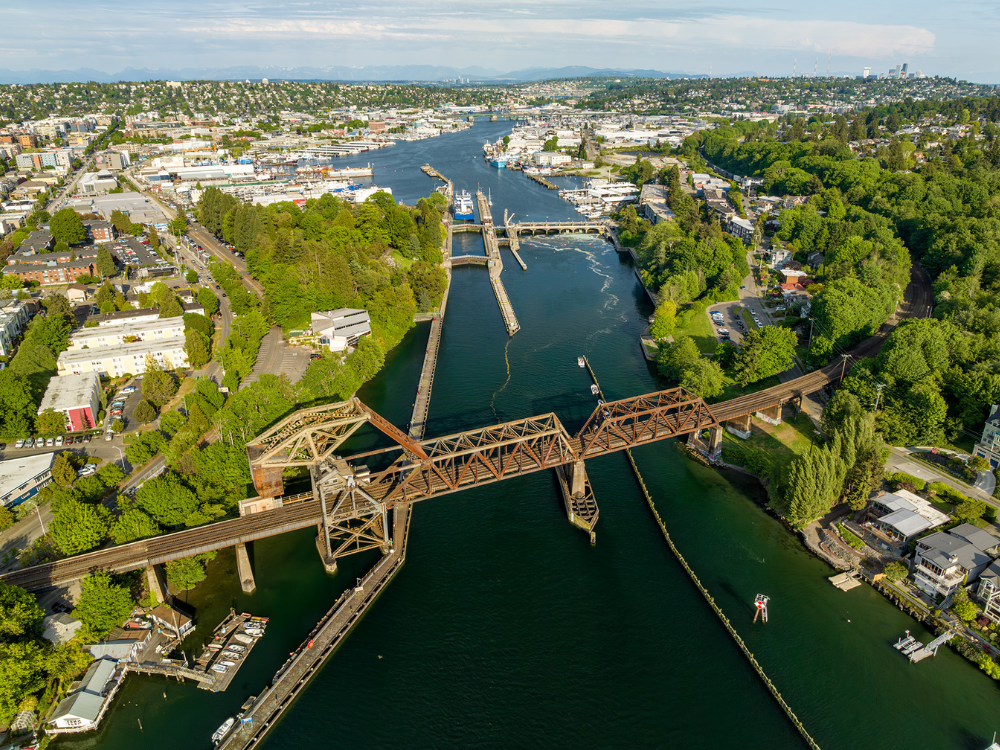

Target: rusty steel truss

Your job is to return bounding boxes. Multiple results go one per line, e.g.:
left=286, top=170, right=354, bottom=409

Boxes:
left=246, top=387, right=719, bottom=565
left=576, top=388, right=720, bottom=457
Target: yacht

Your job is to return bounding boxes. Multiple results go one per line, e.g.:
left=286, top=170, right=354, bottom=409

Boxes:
left=212, top=717, right=235, bottom=744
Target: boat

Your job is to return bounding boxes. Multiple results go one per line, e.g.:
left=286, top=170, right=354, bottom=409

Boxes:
left=244, top=627, right=264, bottom=637
left=577, top=356, right=585, bottom=368
left=490, top=155, right=508, bottom=168
left=210, top=664, right=228, bottom=674
left=590, top=384, right=600, bottom=395
left=233, top=633, right=254, bottom=644
left=219, top=660, right=237, bottom=667
left=212, top=717, right=235, bottom=744
left=453, top=190, right=474, bottom=220
left=222, top=651, right=241, bottom=660
left=228, top=644, right=246, bottom=652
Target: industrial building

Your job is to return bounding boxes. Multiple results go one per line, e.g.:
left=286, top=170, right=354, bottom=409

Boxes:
left=37, top=372, right=102, bottom=432
left=0, top=453, right=55, bottom=508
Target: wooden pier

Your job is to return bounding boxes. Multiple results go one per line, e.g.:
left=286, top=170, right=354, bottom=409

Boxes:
left=420, top=164, right=449, bottom=183
left=526, top=172, right=559, bottom=190
left=829, top=571, right=862, bottom=591
left=192, top=610, right=267, bottom=692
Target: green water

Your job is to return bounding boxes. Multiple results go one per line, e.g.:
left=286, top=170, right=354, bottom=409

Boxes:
left=64, top=122, right=1000, bottom=750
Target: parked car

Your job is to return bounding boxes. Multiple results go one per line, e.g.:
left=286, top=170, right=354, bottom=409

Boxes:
left=46, top=437, right=55, bottom=447
left=55, top=436, right=64, bottom=446
left=121, top=386, right=136, bottom=394
left=65, top=436, right=75, bottom=445
left=15, top=439, right=24, bottom=449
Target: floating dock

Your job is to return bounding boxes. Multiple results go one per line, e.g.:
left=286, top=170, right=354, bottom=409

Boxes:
left=526, top=173, right=559, bottom=190
left=477, top=190, right=520, bottom=336
left=829, top=571, right=862, bottom=591
left=192, top=611, right=267, bottom=692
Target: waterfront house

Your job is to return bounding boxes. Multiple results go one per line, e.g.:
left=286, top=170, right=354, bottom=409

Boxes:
left=149, top=604, right=194, bottom=637
left=48, top=658, right=125, bottom=733
left=89, top=628, right=151, bottom=661
left=973, top=404, right=1000, bottom=470
left=42, top=612, right=83, bottom=645
left=863, top=490, right=949, bottom=552
left=912, top=530, right=993, bottom=599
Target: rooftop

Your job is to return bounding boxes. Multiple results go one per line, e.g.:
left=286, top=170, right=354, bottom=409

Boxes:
left=38, top=372, right=101, bottom=413
left=0, top=453, right=55, bottom=502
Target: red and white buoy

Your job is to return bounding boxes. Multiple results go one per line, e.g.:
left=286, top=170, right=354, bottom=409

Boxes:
left=753, top=594, right=770, bottom=624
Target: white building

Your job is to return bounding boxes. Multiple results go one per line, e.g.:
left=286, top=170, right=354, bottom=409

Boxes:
left=0, top=298, right=34, bottom=357
left=310, top=309, right=372, bottom=352
left=48, top=658, right=125, bottom=734
left=67, top=316, right=185, bottom=350
left=38, top=372, right=102, bottom=432
left=57, top=338, right=189, bottom=377
left=0, top=453, right=55, bottom=508
left=534, top=152, right=572, bottom=167
left=78, top=169, right=119, bottom=194
left=912, top=524, right=997, bottom=599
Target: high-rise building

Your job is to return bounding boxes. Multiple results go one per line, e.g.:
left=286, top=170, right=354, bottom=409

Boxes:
left=901, top=63, right=908, bottom=75
left=894, top=64, right=902, bottom=78
left=863, top=66, right=871, bottom=78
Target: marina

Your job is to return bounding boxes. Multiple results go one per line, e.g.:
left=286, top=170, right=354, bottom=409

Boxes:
left=192, top=611, right=269, bottom=692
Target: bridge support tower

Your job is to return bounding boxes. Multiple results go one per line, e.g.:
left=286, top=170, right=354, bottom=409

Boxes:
left=146, top=564, right=169, bottom=605
left=726, top=413, right=753, bottom=440
left=556, top=460, right=599, bottom=544
left=755, top=404, right=783, bottom=426
left=235, top=542, right=256, bottom=593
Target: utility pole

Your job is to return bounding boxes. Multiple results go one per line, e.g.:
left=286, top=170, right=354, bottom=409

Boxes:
left=873, top=383, right=885, bottom=412
left=807, top=317, right=815, bottom=350
left=840, top=353, right=850, bottom=382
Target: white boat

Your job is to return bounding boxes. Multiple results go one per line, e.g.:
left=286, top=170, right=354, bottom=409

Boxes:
left=244, top=627, right=264, bottom=637
left=228, top=644, right=246, bottom=652
left=212, top=717, right=235, bottom=743
left=577, top=357, right=585, bottom=368
left=233, top=633, right=254, bottom=644
left=211, top=664, right=228, bottom=674
left=590, top=384, right=600, bottom=395
left=222, top=651, right=241, bottom=659
left=219, top=660, right=237, bottom=667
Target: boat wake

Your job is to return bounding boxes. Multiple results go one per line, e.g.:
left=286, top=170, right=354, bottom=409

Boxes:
left=490, top=338, right=513, bottom=421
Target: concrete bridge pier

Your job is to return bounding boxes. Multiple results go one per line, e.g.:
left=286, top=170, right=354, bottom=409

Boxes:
left=755, top=404, right=783, bottom=426
left=235, top=542, right=256, bottom=594
left=146, top=564, right=169, bottom=605
left=315, top=523, right=337, bottom=575
left=708, top=426, right=723, bottom=459
left=726, top=413, right=753, bottom=440
left=556, top=461, right=599, bottom=543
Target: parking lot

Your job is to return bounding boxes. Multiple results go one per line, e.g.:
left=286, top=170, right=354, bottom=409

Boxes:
left=706, top=301, right=751, bottom=345
left=112, top=236, right=163, bottom=267
left=105, top=379, right=143, bottom=434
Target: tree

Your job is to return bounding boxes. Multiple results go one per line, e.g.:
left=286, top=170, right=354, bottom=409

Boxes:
left=110, top=507, right=161, bottom=545
left=184, top=329, right=211, bottom=368
left=733, top=326, right=797, bottom=389
left=136, top=472, right=198, bottom=527
left=49, top=208, right=85, bottom=244
left=197, top=286, right=219, bottom=316
left=159, top=410, right=187, bottom=435
left=185, top=269, right=198, bottom=284
left=980, top=654, right=1000, bottom=680
left=141, top=359, right=177, bottom=405
left=36, top=408, right=65, bottom=436
left=49, top=497, right=111, bottom=555
left=111, top=418, right=124, bottom=433
left=133, top=399, right=157, bottom=423
left=73, top=573, right=135, bottom=638
left=159, top=295, right=184, bottom=318
left=41, top=293, right=71, bottom=318
left=649, top=300, right=677, bottom=339
left=953, top=499, right=986, bottom=523
left=952, top=599, right=978, bottom=622
left=124, top=430, right=167, bottom=465
left=0, top=371, right=37, bottom=440
left=96, top=245, right=116, bottom=277
left=882, top=561, right=908, bottom=581
left=51, top=451, right=77, bottom=486
left=165, top=553, right=215, bottom=591
left=0, top=641, right=48, bottom=725
left=0, top=579, right=43, bottom=640
left=169, top=214, right=187, bottom=237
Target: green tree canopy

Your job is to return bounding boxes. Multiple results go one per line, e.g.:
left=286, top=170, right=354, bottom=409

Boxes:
left=136, top=472, right=199, bottom=527
left=49, top=208, right=85, bottom=244
left=73, top=573, right=135, bottom=638
left=0, top=580, right=43, bottom=640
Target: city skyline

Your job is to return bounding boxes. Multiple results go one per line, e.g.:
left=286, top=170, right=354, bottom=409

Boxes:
left=2, top=0, right=999, bottom=83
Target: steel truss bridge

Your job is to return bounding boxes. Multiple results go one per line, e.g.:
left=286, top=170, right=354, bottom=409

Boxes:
left=2, top=386, right=750, bottom=591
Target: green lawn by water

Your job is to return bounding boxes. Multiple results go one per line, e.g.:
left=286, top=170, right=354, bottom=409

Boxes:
left=723, top=407, right=817, bottom=475
left=672, top=306, right=716, bottom=354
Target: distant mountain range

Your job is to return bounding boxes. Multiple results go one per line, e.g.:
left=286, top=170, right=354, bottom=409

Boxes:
left=0, top=64, right=707, bottom=85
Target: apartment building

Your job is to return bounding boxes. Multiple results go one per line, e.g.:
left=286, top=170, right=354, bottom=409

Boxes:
left=66, top=316, right=185, bottom=351
left=57, top=337, right=189, bottom=377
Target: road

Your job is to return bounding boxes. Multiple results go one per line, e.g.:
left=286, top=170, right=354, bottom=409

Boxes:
left=885, top=446, right=999, bottom=510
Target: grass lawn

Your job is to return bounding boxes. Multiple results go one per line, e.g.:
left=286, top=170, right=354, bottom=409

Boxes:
left=390, top=251, right=416, bottom=271
left=741, top=307, right=758, bottom=330
left=724, top=408, right=818, bottom=475
left=673, top=306, right=717, bottom=354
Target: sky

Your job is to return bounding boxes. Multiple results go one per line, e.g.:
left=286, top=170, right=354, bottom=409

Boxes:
left=3, top=0, right=999, bottom=83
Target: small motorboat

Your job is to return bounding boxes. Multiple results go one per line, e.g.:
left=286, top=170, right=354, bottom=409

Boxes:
left=577, top=356, right=585, bottom=368
left=212, top=717, right=235, bottom=743
left=228, top=644, right=246, bottom=652
left=233, top=633, right=254, bottom=645
left=222, top=651, right=241, bottom=660
left=219, top=660, right=237, bottom=667
left=590, top=385, right=599, bottom=395
left=211, top=664, right=228, bottom=674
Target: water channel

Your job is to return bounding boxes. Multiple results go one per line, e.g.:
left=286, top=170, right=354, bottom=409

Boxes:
left=61, top=119, right=1000, bottom=750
